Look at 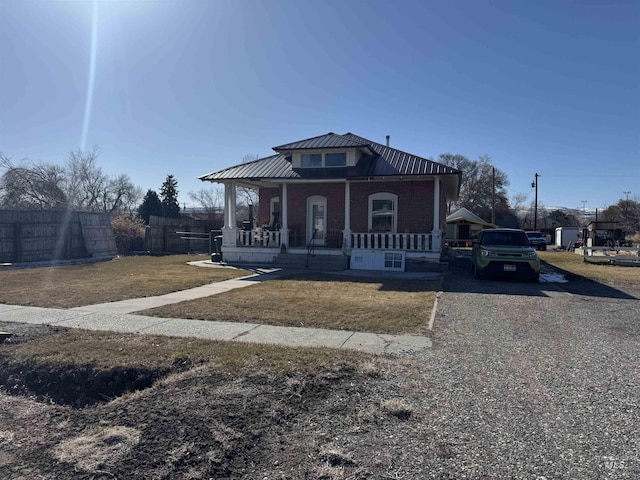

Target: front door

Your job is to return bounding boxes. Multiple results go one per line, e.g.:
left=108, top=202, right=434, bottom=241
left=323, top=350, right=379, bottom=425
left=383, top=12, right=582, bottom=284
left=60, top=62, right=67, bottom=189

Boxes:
left=307, top=196, right=326, bottom=245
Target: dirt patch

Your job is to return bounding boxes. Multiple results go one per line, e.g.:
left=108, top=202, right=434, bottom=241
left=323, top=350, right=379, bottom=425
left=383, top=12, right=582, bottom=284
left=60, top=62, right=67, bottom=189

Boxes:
left=0, top=324, right=426, bottom=480
left=0, top=321, right=65, bottom=345
left=0, top=359, right=167, bottom=408
left=0, top=324, right=200, bottom=408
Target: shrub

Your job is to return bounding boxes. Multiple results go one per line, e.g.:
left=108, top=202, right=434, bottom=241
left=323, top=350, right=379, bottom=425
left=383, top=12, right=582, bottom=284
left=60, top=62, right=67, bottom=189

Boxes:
left=111, top=213, right=146, bottom=254
left=627, top=232, right=640, bottom=245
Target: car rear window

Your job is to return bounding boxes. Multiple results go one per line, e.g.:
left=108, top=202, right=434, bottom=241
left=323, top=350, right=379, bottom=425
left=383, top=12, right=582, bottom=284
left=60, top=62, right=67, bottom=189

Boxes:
left=482, top=231, right=530, bottom=246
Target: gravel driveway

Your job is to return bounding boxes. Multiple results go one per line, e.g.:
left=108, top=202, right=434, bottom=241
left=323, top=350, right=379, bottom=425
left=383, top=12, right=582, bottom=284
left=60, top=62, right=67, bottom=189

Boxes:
left=416, top=257, right=640, bottom=479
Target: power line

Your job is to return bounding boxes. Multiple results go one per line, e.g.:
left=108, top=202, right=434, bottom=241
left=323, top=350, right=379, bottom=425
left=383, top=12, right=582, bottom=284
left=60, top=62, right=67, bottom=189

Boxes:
left=539, top=173, right=640, bottom=178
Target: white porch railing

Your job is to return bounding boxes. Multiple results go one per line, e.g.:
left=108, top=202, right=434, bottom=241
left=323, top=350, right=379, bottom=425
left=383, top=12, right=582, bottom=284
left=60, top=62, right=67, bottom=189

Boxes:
left=235, top=229, right=437, bottom=251
left=237, top=229, right=281, bottom=247
left=350, top=232, right=434, bottom=251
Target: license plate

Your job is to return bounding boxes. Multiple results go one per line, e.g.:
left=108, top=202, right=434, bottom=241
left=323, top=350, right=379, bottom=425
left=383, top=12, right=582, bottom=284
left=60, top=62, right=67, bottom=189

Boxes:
left=503, top=264, right=517, bottom=272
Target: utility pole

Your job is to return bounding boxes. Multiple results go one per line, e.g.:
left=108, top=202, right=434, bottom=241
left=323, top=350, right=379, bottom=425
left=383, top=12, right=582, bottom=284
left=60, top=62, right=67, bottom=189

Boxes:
left=531, top=173, right=539, bottom=230
left=492, top=167, right=496, bottom=225
left=624, top=191, right=631, bottom=201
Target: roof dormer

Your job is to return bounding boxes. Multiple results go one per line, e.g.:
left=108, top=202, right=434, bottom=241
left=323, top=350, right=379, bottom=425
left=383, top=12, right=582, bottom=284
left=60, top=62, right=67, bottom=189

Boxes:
left=273, top=132, right=375, bottom=169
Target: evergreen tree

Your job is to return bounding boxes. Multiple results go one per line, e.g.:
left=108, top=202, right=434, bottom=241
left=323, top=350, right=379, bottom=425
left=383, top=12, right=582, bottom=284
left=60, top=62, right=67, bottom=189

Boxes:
left=160, top=174, right=180, bottom=217
left=138, top=189, right=163, bottom=224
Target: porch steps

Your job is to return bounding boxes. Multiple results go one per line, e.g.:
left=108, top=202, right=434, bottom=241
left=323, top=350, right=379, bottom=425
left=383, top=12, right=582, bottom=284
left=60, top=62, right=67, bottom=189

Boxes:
left=274, top=253, right=349, bottom=271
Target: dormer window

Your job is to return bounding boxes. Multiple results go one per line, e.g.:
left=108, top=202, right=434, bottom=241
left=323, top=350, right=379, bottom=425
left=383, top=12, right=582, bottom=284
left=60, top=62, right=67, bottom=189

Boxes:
left=301, top=153, right=322, bottom=168
left=299, top=152, right=347, bottom=168
left=325, top=152, right=346, bottom=167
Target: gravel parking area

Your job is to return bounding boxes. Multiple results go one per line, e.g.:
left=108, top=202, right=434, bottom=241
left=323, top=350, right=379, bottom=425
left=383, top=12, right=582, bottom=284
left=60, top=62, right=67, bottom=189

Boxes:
left=413, top=257, right=640, bottom=479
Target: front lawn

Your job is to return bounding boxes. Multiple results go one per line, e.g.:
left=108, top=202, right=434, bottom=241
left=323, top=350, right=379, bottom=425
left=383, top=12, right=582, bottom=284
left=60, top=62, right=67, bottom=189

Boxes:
left=0, top=255, right=250, bottom=308
left=140, top=273, right=439, bottom=335
left=539, top=250, right=639, bottom=286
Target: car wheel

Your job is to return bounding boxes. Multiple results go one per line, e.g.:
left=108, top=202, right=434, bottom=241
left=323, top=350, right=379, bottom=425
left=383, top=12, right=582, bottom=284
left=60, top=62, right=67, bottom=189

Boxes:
left=530, top=273, right=540, bottom=282
left=541, top=246, right=547, bottom=251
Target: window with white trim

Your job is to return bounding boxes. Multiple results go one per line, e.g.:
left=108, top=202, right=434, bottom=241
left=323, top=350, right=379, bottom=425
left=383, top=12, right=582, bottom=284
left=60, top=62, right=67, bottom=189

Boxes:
left=368, top=192, right=397, bottom=233
left=384, top=252, right=403, bottom=269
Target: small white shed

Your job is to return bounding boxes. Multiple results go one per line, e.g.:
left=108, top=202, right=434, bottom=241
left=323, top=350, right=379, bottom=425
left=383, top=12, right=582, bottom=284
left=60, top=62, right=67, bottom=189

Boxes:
left=555, top=227, right=580, bottom=248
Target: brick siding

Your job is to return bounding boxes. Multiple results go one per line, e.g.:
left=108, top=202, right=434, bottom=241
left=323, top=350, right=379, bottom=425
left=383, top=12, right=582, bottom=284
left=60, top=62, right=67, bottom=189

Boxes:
left=258, top=179, right=436, bottom=236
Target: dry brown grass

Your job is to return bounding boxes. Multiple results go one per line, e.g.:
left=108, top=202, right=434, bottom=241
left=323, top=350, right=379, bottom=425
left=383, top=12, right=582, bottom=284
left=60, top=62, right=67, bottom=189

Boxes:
left=539, top=250, right=639, bottom=286
left=0, top=255, right=250, bottom=308
left=380, top=398, right=413, bottom=419
left=1, top=328, right=373, bottom=373
left=51, top=426, right=141, bottom=472
left=140, top=273, right=439, bottom=335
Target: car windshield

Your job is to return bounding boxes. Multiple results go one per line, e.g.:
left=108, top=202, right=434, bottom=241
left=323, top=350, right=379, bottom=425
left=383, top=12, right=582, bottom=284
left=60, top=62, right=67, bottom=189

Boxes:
left=526, top=232, right=542, bottom=238
left=482, top=231, right=531, bottom=246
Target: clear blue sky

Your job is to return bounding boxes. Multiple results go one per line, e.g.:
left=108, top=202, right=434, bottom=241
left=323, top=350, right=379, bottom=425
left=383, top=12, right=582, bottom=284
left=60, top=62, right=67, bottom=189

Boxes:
left=1, top=0, right=638, bottom=212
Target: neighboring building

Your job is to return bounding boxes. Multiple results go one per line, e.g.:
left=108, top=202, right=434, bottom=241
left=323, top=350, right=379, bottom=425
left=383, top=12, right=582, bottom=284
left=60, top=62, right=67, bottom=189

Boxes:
left=582, top=221, right=626, bottom=247
left=445, top=208, right=496, bottom=246
left=554, top=226, right=580, bottom=248
left=199, top=132, right=461, bottom=271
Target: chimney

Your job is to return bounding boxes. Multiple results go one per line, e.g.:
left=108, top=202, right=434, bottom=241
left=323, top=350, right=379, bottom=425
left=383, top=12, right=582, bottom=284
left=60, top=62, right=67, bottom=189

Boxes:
left=385, top=135, right=390, bottom=147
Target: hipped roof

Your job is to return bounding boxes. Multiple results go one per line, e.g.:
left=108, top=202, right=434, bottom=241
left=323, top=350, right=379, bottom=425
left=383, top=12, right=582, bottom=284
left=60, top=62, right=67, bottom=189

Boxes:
left=199, top=132, right=461, bottom=200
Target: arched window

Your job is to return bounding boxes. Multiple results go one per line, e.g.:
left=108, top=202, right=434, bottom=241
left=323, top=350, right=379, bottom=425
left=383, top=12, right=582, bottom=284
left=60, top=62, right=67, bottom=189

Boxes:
left=368, top=192, right=397, bottom=233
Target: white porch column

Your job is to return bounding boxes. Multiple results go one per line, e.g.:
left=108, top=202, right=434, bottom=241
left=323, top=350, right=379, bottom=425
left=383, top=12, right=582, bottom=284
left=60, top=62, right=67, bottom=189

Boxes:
left=431, top=176, right=442, bottom=250
left=280, top=183, right=289, bottom=247
left=222, top=181, right=238, bottom=247
left=343, top=180, right=351, bottom=250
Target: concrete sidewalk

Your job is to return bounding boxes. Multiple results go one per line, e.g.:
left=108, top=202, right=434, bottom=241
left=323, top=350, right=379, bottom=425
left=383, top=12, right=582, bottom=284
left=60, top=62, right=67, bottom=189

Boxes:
left=70, top=267, right=286, bottom=315
left=0, top=303, right=431, bottom=355
left=0, top=266, right=434, bottom=355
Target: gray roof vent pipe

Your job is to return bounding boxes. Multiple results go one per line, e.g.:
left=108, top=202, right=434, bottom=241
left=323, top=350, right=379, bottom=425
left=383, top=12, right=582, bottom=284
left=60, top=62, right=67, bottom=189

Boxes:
left=386, top=135, right=390, bottom=147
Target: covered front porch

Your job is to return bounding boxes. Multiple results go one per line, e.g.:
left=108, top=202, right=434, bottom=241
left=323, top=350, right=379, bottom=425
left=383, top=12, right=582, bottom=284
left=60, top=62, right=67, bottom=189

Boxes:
left=218, top=178, right=445, bottom=269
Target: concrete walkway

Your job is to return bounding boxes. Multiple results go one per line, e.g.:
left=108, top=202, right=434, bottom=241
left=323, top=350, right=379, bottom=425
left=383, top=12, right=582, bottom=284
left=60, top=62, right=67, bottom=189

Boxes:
left=0, top=267, right=434, bottom=355
left=70, top=267, right=286, bottom=315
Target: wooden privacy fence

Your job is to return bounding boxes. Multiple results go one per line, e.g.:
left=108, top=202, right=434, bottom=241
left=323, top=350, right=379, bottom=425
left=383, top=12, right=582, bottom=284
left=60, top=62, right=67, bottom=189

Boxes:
left=145, top=216, right=221, bottom=254
left=0, top=210, right=117, bottom=264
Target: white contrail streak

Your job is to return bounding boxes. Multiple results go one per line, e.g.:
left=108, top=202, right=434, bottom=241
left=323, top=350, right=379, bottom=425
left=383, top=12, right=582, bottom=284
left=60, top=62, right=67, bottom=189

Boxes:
left=81, top=0, right=98, bottom=151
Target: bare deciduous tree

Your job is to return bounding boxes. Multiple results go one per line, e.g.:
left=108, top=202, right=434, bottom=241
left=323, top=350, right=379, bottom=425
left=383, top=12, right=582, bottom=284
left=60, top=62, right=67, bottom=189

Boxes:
left=233, top=154, right=261, bottom=223
left=438, top=153, right=510, bottom=222
left=602, top=198, right=640, bottom=235
left=66, top=147, right=106, bottom=210
left=0, top=148, right=140, bottom=214
left=188, top=187, right=224, bottom=224
left=0, top=154, right=67, bottom=209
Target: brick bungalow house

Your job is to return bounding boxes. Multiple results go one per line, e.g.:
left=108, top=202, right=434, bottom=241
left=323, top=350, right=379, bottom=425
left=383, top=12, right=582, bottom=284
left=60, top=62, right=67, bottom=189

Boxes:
left=198, top=132, right=461, bottom=271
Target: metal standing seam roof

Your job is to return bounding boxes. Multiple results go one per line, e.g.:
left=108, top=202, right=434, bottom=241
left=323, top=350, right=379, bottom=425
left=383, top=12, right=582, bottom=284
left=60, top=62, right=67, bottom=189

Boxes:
left=198, top=154, right=298, bottom=181
left=273, top=132, right=373, bottom=151
left=198, top=132, right=461, bottom=182
left=342, top=133, right=459, bottom=176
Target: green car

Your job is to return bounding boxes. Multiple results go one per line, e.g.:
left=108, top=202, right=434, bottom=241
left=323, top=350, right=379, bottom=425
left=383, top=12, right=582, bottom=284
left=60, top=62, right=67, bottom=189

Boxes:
left=472, top=228, right=540, bottom=281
